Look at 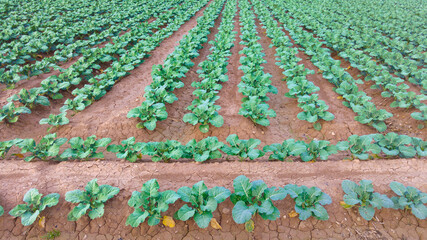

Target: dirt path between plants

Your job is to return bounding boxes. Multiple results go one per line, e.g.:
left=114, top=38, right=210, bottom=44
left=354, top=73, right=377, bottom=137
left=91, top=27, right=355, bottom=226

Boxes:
left=0, top=159, right=426, bottom=240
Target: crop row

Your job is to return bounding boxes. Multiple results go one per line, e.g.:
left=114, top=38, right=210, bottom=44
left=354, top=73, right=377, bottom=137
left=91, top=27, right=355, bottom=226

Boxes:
left=280, top=0, right=427, bottom=118
left=1, top=177, right=426, bottom=232
left=0, top=132, right=425, bottom=162
left=252, top=0, right=334, bottom=131
left=183, top=0, right=237, bottom=133
left=0, top=0, right=169, bottom=88
left=128, top=0, right=226, bottom=130
left=1, top=0, right=207, bottom=124
left=236, top=0, right=277, bottom=126
left=263, top=0, right=394, bottom=132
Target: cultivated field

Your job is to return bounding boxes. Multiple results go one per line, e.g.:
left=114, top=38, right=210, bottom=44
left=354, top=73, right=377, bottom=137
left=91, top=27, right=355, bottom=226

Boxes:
left=0, top=0, right=426, bottom=239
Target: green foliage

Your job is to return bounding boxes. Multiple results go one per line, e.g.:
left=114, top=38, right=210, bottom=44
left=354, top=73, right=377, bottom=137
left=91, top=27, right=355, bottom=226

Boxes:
left=239, top=96, right=276, bottom=126
left=39, top=112, right=70, bottom=132
left=231, top=175, right=287, bottom=232
left=344, top=135, right=381, bottom=160
left=390, top=182, right=427, bottom=219
left=285, top=184, right=332, bottom=220
left=300, top=140, right=347, bottom=162
left=126, top=179, right=180, bottom=227
left=141, top=140, right=184, bottom=162
left=9, top=189, right=59, bottom=226
left=183, top=98, right=223, bottom=133
left=16, top=133, right=67, bottom=161
left=61, top=136, right=111, bottom=160
left=106, top=137, right=144, bottom=162
left=127, top=100, right=168, bottom=131
left=222, top=134, right=264, bottom=160
left=0, top=102, right=31, bottom=123
left=341, top=180, right=393, bottom=221
left=0, top=205, right=3, bottom=216
left=7, top=88, right=50, bottom=109
left=412, top=137, right=427, bottom=157
left=372, top=133, right=416, bottom=158
left=263, top=139, right=307, bottom=161
left=175, top=181, right=230, bottom=228
left=184, top=137, right=224, bottom=162
left=0, top=139, right=22, bottom=159
left=65, top=179, right=119, bottom=221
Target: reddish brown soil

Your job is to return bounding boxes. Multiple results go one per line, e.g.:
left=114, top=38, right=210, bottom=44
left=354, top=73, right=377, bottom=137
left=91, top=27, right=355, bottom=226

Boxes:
left=0, top=159, right=426, bottom=240
left=1, top=2, right=427, bottom=239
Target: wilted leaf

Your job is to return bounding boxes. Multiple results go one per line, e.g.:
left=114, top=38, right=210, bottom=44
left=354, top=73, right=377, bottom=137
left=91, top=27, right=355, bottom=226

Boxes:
left=288, top=210, right=299, bottom=218
left=39, top=216, right=45, bottom=228
left=210, top=218, right=222, bottom=230
left=162, top=216, right=175, bottom=228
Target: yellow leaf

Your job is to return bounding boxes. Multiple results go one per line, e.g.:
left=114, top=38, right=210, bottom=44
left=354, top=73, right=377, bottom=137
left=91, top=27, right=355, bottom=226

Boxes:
left=210, top=218, right=222, bottom=230
left=340, top=201, right=353, bottom=209
left=39, top=216, right=46, bottom=228
left=337, top=96, right=343, bottom=100
left=162, top=216, right=175, bottom=228
left=288, top=210, right=299, bottom=218
left=244, top=219, right=254, bottom=232
left=346, top=66, right=352, bottom=70
left=13, top=153, right=25, bottom=158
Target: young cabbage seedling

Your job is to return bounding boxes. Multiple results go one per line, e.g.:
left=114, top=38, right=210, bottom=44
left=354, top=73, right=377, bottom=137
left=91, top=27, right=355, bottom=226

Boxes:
left=372, top=133, right=416, bottom=158
left=9, top=188, right=59, bottom=226
left=39, top=112, right=70, bottom=132
left=141, top=140, right=184, bottom=162
left=231, top=175, right=287, bottom=232
left=301, top=140, right=347, bottom=162
left=126, top=179, right=180, bottom=227
left=284, top=184, right=332, bottom=220
left=65, top=179, right=119, bottom=221
left=0, top=102, right=31, bottom=123
left=345, top=134, right=381, bottom=160
left=107, top=137, right=144, bottom=162
left=412, top=137, right=427, bottom=157
left=390, top=181, right=427, bottom=219
left=60, top=136, right=111, bottom=160
left=184, top=137, right=224, bottom=162
left=17, top=133, right=67, bottom=161
left=127, top=100, right=168, bottom=130
left=222, top=134, right=264, bottom=161
left=263, top=139, right=306, bottom=161
left=7, top=88, right=50, bottom=109
left=175, top=181, right=230, bottom=228
left=341, top=180, right=393, bottom=221
left=0, top=139, right=22, bottom=159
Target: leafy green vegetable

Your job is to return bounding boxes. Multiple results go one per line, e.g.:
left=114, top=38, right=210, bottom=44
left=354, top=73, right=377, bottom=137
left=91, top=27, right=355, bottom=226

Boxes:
left=341, top=180, right=393, bottom=221
left=9, top=188, right=59, bottom=226
left=39, top=112, right=70, bottom=132
left=141, top=140, right=184, bottom=162
left=127, top=100, right=168, bottom=131
left=175, top=181, right=230, bottom=228
left=263, top=139, right=306, bottom=161
left=0, top=102, right=31, bottom=123
left=7, top=88, right=50, bottom=109
left=231, top=175, right=287, bottom=232
left=300, top=140, right=347, bottom=162
left=0, top=139, right=22, bottom=159
left=390, top=181, right=427, bottom=220
left=222, top=134, right=264, bottom=160
left=285, top=184, right=332, bottom=220
left=65, top=179, right=119, bottom=221
left=106, top=137, right=144, bottom=162
left=61, top=136, right=111, bottom=160
left=16, top=133, right=67, bottom=161
left=184, top=137, right=224, bottom=162
left=372, top=133, right=416, bottom=158
left=345, top=135, right=381, bottom=160
left=126, top=179, right=180, bottom=227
